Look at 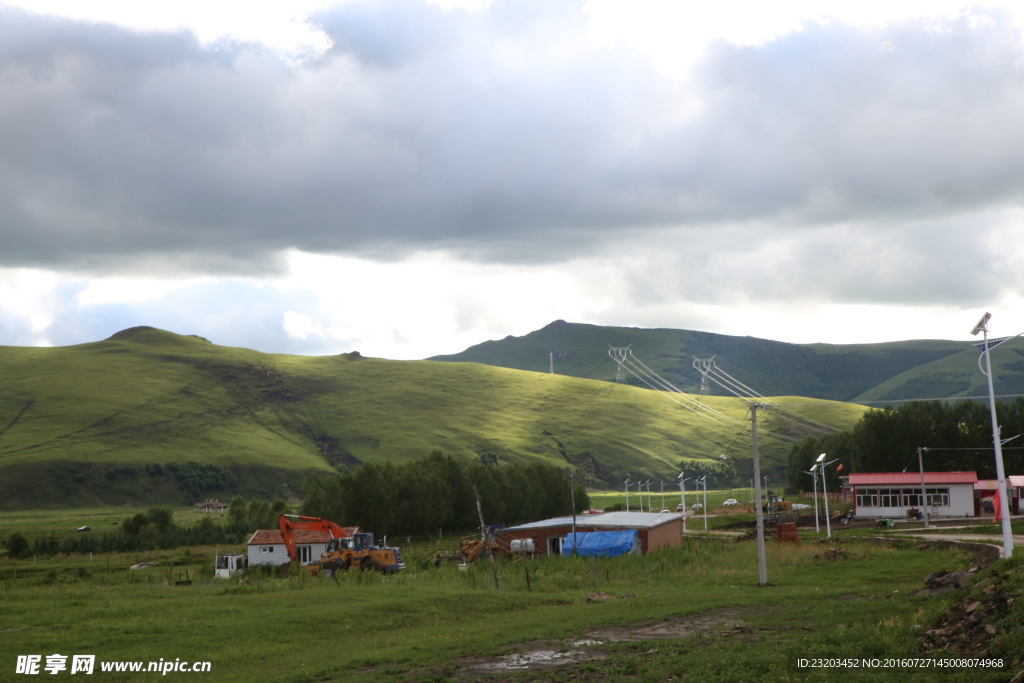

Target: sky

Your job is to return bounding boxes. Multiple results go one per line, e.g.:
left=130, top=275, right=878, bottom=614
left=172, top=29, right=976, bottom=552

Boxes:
left=2, top=0, right=1024, bottom=359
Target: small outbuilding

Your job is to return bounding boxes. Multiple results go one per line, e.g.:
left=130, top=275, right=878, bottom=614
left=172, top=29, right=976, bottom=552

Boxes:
left=973, top=478, right=1022, bottom=516
left=849, top=471, right=978, bottom=519
left=497, top=511, right=683, bottom=556
left=247, top=529, right=331, bottom=566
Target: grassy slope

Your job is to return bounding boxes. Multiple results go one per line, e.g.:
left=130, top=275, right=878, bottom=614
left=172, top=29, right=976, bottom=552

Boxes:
left=854, top=336, right=1024, bottom=402
left=428, top=321, right=976, bottom=402
left=0, top=327, right=865, bottom=507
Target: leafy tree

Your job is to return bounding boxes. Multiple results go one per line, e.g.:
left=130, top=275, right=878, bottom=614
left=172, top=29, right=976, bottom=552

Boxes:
left=227, top=495, right=248, bottom=528
left=146, top=506, right=173, bottom=533
left=5, top=532, right=29, bottom=559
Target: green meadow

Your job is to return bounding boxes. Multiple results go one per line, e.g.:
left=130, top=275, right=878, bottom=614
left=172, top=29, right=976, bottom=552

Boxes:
left=2, top=535, right=1019, bottom=682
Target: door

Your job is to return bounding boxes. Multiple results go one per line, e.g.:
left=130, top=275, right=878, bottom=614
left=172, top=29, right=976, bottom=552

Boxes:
left=546, top=536, right=561, bottom=556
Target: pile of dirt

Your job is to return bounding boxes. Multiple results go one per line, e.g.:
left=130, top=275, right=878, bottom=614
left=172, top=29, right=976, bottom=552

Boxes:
left=920, top=564, right=1023, bottom=658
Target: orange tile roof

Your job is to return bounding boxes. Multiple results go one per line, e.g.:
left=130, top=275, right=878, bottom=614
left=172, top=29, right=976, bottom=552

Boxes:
left=247, top=529, right=333, bottom=545
left=293, top=530, right=331, bottom=544
left=248, top=530, right=284, bottom=545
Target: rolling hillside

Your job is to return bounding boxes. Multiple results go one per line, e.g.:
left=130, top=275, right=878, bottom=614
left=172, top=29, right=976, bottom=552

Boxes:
left=0, top=327, right=865, bottom=508
left=853, top=335, right=1024, bottom=402
left=429, top=320, right=1021, bottom=403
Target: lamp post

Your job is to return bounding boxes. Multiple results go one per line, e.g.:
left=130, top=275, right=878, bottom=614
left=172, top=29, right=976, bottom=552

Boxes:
left=678, top=472, right=691, bottom=533
left=971, top=312, right=1014, bottom=558
left=917, top=447, right=930, bottom=529
left=816, top=453, right=840, bottom=538
left=699, top=476, right=709, bottom=531
left=803, top=466, right=820, bottom=533
left=624, top=477, right=631, bottom=512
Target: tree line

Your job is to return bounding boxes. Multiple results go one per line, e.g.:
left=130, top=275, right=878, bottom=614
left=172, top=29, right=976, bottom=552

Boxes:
left=4, top=500, right=286, bottom=559
left=788, top=398, right=1024, bottom=491
left=301, top=450, right=590, bottom=537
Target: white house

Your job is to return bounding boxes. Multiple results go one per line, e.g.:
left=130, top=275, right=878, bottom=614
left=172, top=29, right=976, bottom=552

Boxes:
left=849, top=471, right=978, bottom=519
left=247, top=529, right=331, bottom=567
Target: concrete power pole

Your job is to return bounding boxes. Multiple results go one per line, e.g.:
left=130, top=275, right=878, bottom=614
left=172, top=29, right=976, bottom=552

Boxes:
left=751, top=404, right=768, bottom=586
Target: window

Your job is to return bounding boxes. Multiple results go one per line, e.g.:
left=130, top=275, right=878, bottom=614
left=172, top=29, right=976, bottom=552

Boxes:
left=926, top=488, right=949, bottom=507
left=856, top=489, right=878, bottom=507
left=298, top=546, right=311, bottom=564
left=879, top=489, right=899, bottom=507
left=261, top=546, right=272, bottom=553
left=902, top=488, right=924, bottom=507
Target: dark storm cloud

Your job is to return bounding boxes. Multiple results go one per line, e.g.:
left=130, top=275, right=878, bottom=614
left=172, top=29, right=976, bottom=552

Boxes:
left=2, top=0, right=1024, bottom=294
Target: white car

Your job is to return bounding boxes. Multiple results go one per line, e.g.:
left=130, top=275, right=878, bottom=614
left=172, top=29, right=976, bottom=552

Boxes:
left=722, top=499, right=738, bottom=506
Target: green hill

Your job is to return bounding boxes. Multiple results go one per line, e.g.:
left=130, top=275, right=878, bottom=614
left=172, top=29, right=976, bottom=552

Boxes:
left=429, top=320, right=993, bottom=402
left=0, top=327, right=865, bottom=509
left=853, top=335, right=1024, bottom=402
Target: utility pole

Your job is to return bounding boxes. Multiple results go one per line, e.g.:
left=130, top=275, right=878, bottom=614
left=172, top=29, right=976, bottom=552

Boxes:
left=917, top=447, right=930, bottom=529
left=472, top=485, right=500, bottom=590
left=570, top=473, right=577, bottom=555
left=550, top=351, right=554, bottom=374
left=751, top=404, right=768, bottom=586
left=624, top=477, right=631, bottom=512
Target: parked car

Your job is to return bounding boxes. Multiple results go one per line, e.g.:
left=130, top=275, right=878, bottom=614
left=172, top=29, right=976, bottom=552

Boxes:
left=722, top=499, right=738, bottom=506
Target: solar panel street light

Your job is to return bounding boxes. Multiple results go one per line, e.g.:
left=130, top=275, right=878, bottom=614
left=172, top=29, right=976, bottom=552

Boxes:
left=970, top=312, right=1014, bottom=558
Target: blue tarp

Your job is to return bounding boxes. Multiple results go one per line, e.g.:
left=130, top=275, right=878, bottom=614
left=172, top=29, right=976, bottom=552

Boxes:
left=560, top=530, right=640, bottom=557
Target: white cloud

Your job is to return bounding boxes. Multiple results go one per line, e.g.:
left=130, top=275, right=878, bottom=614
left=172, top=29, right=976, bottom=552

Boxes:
left=282, top=310, right=325, bottom=339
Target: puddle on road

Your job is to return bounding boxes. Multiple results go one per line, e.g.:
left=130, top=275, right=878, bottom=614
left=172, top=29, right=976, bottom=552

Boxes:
left=457, top=608, right=747, bottom=678
left=464, top=648, right=607, bottom=674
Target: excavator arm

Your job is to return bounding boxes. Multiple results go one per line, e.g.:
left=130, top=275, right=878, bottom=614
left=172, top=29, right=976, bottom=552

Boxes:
left=278, top=515, right=359, bottom=563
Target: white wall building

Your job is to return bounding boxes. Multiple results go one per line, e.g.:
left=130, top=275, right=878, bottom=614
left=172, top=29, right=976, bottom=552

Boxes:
left=849, top=472, right=978, bottom=519
left=247, top=529, right=330, bottom=566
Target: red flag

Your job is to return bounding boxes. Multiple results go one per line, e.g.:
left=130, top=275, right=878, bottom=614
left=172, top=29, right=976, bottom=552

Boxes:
left=993, top=488, right=1002, bottom=522
left=836, top=463, right=844, bottom=472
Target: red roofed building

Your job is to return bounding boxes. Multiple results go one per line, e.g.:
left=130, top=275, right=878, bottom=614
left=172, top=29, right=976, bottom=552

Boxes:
left=849, top=472, right=978, bottom=519
left=247, top=529, right=332, bottom=567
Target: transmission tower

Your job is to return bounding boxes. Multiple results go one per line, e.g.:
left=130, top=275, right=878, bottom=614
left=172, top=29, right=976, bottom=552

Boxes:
left=609, top=345, right=632, bottom=383
left=692, top=356, right=717, bottom=395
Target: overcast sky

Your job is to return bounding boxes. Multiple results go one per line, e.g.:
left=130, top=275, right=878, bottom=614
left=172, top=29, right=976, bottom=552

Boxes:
left=1, top=0, right=1023, bottom=359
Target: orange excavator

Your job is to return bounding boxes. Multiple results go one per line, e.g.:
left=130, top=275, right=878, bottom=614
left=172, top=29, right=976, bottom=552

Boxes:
left=278, top=514, right=359, bottom=566
left=278, top=514, right=405, bottom=575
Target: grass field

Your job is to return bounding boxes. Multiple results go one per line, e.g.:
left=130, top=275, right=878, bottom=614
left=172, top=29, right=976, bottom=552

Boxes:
left=2, top=530, right=1020, bottom=682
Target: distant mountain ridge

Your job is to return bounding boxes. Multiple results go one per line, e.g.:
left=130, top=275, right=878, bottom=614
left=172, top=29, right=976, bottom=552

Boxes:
left=429, top=321, right=1024, bottom=403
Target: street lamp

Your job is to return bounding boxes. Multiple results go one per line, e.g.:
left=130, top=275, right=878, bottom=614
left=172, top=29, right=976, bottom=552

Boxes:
left=971, top=312, right=1015, bottom=558
left=624, top=477, right=632, bottom=512
left=803, top=465, right=820, bottom=533
left=816, top=453, right=840, bottom=538
left=677, top=472, right=691, bottom=533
